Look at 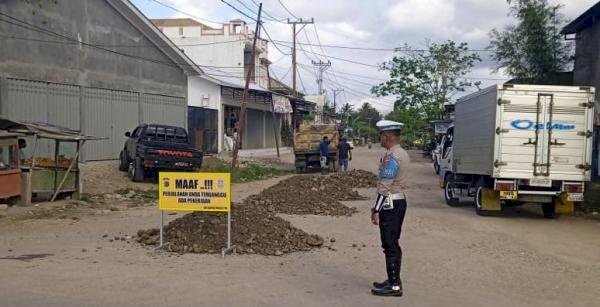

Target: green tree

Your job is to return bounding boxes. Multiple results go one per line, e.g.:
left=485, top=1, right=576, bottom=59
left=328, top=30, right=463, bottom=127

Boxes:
left=356, top=102, right=381, bottom=128
left=348, top=102, right=381, bottom=141
left=339, top=103, right=354, bottom=124
left=372, top=40, right=481, bottom=121
left=386, top=106, right=429, bottom=148
left=488, top=0, right=571, bottom=82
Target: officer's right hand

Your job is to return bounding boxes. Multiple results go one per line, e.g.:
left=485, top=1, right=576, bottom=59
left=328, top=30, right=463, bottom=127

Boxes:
left=371, top=212, right=379, bottom=225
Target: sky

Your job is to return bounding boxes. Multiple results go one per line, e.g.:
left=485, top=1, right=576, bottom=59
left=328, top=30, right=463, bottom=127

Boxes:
left=131, top=0, right=598, bottom=114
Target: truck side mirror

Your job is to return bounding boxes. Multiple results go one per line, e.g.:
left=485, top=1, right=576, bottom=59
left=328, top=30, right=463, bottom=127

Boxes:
left=125, top=132, right=131, bottom=137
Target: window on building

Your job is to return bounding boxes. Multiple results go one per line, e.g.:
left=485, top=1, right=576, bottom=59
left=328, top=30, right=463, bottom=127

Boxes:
left=233, top=24, right=242, bottom=34
left=179, top=27, right=184, bottom=36
left=0, top=144, right=18, bottom=170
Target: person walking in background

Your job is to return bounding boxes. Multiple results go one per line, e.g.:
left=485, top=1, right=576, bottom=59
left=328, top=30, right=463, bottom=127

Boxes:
left=337, top=136, right=352, bottom=171
left=319, top=136, right=330, bottom=174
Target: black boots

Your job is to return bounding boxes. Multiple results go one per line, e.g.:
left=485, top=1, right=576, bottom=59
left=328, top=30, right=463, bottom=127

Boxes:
left=371, top=284, right=403, bottom=296
left=372, top=279, right=389, bottom=289
left=372, top=256, right=402, bottom=297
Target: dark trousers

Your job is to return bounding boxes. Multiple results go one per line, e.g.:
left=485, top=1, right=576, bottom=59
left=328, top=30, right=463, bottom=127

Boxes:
left=378, top=199, right=407, bottom=286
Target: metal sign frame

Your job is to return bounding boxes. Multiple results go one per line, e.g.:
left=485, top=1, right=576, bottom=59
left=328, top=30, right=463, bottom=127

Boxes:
left=155, top=172, right=235, bottom=258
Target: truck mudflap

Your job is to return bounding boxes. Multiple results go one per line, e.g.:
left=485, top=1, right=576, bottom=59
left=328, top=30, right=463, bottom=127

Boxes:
left=554, top=192, right=575, bottom=214
left=480, top=188, right=502, bottom=211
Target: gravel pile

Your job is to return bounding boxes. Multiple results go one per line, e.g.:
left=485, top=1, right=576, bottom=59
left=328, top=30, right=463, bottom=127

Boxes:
left=330, top=170, right=378, bottom=188
left=137, top=171, right=377, bottom=255
left=137, top=202, right=323, bottom=255
left=245, top=174, right=367, bottom=216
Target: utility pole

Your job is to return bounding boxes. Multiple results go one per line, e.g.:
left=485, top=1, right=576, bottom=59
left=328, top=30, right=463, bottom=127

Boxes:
left=231, top=3, right=262, bottom=169
left=266, top=64, right=280, bottom=158
left=312, top=60, right=331, bottom=95
left=287, top=18, right=314, bottom=130
left=332, top=88, right=344, bottom=114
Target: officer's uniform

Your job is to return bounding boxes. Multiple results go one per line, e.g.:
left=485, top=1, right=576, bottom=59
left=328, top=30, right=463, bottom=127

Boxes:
left=371, top=120, right=410, bottom=296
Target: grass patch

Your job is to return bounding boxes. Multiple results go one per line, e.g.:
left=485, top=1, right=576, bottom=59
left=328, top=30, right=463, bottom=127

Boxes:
left=114, top=188, right=132, bottom=195
left=137, top=189, right=158, bottom=200
left=201, top=158, right=287, bottom=183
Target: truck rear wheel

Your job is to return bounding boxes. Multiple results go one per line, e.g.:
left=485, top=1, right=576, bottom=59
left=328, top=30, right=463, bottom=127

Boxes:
left=119, top=150, right=129, bottom=171
left=130, top=157, right=145, bottom=182
left=542, top=203, right=557, bottom=219
left=444, top=174, right=460, bottom=207
left=475, top=186, right=501, bottom=216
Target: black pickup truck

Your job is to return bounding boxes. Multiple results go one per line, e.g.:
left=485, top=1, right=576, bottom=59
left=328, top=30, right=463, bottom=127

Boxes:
left=119, top=124, right=203, bottom=182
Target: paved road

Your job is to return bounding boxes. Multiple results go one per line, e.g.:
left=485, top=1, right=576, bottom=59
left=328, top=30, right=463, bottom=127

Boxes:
left=1, top=147, right=599, bottom=306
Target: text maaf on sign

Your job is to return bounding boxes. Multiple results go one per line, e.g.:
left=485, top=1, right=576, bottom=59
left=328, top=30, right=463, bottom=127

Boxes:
left=159, top=172, right=231, bottom=212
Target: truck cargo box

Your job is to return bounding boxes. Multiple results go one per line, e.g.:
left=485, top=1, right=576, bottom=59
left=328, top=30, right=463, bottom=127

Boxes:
left=453, top=84, right=594, bottom=182
left=293, top=124, right=339, bottom=153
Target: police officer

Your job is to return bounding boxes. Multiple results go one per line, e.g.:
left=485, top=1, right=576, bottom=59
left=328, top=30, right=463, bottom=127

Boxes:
left=371, top=120, right=410, bottom=297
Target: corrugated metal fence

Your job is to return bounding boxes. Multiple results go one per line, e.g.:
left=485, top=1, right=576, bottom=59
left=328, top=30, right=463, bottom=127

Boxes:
left=0, top=78, right=186, bottom=160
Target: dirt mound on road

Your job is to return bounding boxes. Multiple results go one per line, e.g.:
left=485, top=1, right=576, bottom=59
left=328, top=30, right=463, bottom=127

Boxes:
left=137, top=171, right=377, bottom=255
left=330, top=170, right=378, bottom=188
left=245, top=172, right=376, bottom=216
left=137, top=202, right=323, bottom=256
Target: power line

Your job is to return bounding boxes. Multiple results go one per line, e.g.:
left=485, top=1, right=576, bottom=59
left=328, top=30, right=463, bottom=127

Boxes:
left=221, top=0, right=257, bottom=21
left=298, top=65, right=395, bottom=107
left=297, top=65, right=307, bottom=94
left=278, top=0, right=298, bottom=19
left=251, top=0, right=287, bottom=22
left=260, top=23, right=290, bottom=55
left=311, top=23, right=345, bottom=104
left=150, top=0, right=225, bottom=25
left=234, top=0, right=282, bottom=23
left=0, top=31, right=507, bottom=85
left=0, top=14, right=261, bottom=83
left=270, top=53, right=289, bottom=65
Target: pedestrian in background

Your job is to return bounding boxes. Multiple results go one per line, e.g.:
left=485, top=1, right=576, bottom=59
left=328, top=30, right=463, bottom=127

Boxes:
left=319, top=136, right=330, bottom=174
left=370, top=120, right=410, bottom=297
left=337, top=136, right=352, bottom=171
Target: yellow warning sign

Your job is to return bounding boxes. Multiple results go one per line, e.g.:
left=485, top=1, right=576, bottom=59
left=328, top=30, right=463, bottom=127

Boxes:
left=158, top=172, right=231, bottom=212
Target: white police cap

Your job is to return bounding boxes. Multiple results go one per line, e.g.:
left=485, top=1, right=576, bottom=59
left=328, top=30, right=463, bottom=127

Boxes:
left=376, top=120, right=404, bottom=132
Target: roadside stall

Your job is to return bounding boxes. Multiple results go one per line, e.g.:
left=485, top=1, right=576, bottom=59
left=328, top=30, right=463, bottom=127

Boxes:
left=0, top=118, right=101, bottom=205
left=0, top=132, right=25, bottom=203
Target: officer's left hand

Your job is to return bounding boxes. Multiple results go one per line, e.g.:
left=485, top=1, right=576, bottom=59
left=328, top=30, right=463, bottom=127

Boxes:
left=371, top=212, right=379, bottom=225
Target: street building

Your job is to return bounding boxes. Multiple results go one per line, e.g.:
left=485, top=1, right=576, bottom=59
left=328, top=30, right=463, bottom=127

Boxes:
left=0, top=0, right=200, bottom=160
left=152, top=18, right=294, bottom=153
left=562, top=2, right=600, bottom=175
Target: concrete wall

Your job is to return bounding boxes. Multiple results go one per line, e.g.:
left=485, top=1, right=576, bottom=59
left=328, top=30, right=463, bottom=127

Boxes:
left=188, top=76, right=221, bottom=109
left=172, top=36, right=246, bottom=74
left=188, top=75, right=223, bottom=152
left=161, top=22, right=270, bottom=89
left=0, top=0, right=187, bottom=97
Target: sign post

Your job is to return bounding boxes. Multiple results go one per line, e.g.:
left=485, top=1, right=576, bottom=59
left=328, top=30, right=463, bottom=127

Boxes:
left=157, top=172, right=233, bottom=257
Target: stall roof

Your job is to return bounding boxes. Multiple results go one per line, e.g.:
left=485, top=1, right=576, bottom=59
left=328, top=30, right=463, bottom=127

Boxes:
left=0, top=117, right=103, bottom=141
left=0, top=131, right=25, bottom=138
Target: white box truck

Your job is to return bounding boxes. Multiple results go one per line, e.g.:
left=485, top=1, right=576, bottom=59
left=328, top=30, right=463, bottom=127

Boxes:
left=438, top=84, right=595, bottom=218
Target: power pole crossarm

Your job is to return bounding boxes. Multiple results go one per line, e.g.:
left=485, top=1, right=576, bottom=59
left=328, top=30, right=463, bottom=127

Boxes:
left=287, top=18, right=314, bottom=131
left=312, top=60, right=331, bottom=95
left=332, top=88, right=344, bottom=113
